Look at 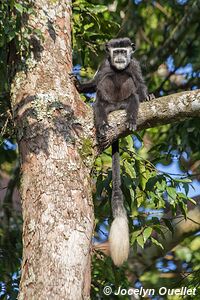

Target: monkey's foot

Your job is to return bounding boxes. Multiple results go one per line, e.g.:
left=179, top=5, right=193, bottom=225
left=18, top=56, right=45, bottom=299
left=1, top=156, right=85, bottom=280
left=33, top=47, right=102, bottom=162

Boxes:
left=145, top=93, right=155, bottom=101
left=69, top=74, right=80, bottom=90
left=126, top=121, right=137, bottom=131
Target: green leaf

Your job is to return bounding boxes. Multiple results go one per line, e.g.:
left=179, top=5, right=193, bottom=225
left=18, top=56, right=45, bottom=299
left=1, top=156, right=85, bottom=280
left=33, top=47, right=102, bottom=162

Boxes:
left=130, top=188, right=135, bottom=203
left=151, top=237, right=164, bottom=249
left=124, top=161, right=136, bottom=179
left=131, top=229, right=142, bottom=243
left=153, top=225, right=166, bottom=240
left=178, top=200, right=187, bottom=218
left=123, top=136, right=134, bottom=150
left=14, top=3, right=24, bottom=14
left=174, top=178, right=192, bottom=183
left=183, top=182, right=189, bottom=195
left=137, top=161, right=148, bottom=191
left=143, top=227, right=152, bottom=244
left=146, top=176, right=158, bottom=191
left=166, top=186, right=177, bottom=200
left=89, top=5, right=107, bottom=13
left=84, top=23, right=94, bottom=30
left=137, top=235, right=144, bottom=248
left=187, top=197, right=196, bottom=205
left=162, top=218, right=174, bottom=235
left=156, top=179, right=167, bottom=191
left=135, top=189, right=144, bottom=207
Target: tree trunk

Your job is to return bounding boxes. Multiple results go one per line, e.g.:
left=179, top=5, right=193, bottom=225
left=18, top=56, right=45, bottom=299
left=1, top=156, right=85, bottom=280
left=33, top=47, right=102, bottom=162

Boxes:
left=11, top=1, right=94, bottom=299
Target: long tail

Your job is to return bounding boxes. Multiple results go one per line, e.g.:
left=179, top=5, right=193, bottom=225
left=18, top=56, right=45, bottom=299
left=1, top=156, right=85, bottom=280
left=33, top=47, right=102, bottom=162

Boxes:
left=109, top=140, right=129, bottom=266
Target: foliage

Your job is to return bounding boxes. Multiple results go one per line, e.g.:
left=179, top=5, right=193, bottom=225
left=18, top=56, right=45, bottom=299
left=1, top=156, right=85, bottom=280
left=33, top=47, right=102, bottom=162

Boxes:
left=94, top=135, right=194, bottom=228
left=72, top=0, right=120, bottom=76
left=0, top=216, right=22, bottom=299
left=139, top=235, right=200, bottom=298
left=92, top=135, right=198, bottom=298
left=0, top=0, right=42, bottom=139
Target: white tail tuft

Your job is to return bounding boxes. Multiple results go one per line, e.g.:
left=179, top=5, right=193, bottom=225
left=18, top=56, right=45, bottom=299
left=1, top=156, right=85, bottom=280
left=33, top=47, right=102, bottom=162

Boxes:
left=109, top=216, right=129, bottom=266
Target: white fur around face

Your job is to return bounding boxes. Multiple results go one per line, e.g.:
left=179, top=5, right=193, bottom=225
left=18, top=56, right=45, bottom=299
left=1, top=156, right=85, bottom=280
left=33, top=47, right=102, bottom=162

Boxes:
left=110, top=47, right=133, bottom=70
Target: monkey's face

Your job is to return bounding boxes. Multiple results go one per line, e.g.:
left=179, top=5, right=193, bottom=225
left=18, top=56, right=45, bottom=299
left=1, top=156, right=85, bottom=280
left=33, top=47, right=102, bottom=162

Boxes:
left=110, top=47, right=133, bottom=70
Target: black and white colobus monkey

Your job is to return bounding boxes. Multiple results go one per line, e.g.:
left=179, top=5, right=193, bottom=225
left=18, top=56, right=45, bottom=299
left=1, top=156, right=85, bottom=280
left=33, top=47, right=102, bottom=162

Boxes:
left=75, top=38, right=153, bottom=266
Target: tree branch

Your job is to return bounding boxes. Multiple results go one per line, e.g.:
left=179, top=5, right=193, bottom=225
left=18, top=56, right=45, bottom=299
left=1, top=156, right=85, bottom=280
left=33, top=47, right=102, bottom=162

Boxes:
left=98, top=89, right=200, bottom=153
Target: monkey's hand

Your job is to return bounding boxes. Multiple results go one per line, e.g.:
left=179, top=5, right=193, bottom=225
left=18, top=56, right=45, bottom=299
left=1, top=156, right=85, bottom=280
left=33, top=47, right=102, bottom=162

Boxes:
left=69, top=74, right=81, bottom=91
left=126, top=120, right=137, bottom=131
left=145, top=93, right=155, bottom=101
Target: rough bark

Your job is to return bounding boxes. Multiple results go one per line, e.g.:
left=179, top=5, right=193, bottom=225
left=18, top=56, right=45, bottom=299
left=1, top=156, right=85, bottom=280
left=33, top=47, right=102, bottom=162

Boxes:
left=11, top=1, right=94, bottom=299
